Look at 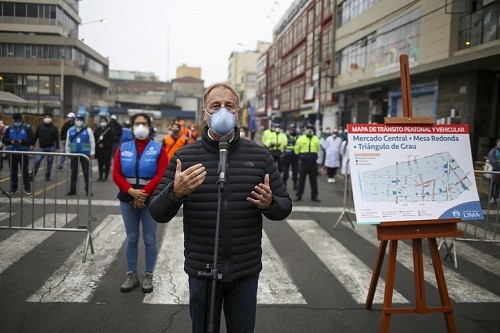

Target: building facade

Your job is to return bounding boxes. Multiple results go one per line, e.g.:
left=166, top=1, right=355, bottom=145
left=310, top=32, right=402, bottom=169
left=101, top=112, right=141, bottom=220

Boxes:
left=252, top=0, right=500, bottom=160
left=0, top=0, right=109, bottom=119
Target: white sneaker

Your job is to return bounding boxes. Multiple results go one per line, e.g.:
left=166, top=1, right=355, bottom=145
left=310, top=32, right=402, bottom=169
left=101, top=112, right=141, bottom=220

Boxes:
left=489, top=198, right=496, bottom=204
left=327, top=178, right=336, bottom=183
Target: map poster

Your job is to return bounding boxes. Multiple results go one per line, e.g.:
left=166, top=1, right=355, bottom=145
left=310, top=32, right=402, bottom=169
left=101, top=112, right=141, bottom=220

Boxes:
left=347, top=123, right=484, bottom=224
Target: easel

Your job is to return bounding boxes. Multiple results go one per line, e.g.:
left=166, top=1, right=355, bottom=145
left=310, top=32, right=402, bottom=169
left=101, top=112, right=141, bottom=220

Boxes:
left=364, top=54, right=462, bottom=333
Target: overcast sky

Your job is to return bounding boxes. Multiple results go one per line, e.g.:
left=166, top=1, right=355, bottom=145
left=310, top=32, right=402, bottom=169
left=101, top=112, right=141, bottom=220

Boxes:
left=78, top=0, right=295, bottom=86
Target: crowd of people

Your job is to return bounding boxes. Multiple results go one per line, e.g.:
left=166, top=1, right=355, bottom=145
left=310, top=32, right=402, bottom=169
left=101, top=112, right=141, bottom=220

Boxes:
left=3, top=84, right=499, bottom=332
left=261, top=122, right=349, bottom=202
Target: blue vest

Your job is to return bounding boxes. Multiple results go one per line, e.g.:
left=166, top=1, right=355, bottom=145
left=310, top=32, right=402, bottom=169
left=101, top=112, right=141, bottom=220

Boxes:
left=7, top=124, right=30, bottom=151
left=121, top=127, right=134, bottom=143
left=68, top=126, right=91, bottom=155
left=120, top=140, right=162, bottom=185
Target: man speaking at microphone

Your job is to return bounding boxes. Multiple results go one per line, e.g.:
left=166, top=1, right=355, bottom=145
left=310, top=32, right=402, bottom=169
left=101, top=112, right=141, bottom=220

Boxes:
left=150, top=82, right=292, bottom=333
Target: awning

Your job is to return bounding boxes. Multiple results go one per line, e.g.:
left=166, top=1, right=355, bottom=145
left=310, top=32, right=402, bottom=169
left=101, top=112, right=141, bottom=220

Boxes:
left=0, top=91, right=30, bottom=105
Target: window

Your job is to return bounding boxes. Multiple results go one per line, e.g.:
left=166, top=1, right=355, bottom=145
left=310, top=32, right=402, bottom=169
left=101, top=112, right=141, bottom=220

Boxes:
left=15, top=3, right=26, bottom=17
left=27, top=4, right=38, bottom=18
left=3, top=2, right=14, bottom=16
left=458, top=0, right=500, bottom=49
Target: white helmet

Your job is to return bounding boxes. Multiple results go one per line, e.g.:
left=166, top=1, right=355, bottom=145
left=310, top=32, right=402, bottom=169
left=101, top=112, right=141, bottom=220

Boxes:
left=67, top=112, right=76, bottom=118
left=111, top=114, right=117, bottom=120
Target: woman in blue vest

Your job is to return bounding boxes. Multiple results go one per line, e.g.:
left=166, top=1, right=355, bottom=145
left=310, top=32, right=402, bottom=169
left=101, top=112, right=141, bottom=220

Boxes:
left=112, top=113, right=168, bottom=293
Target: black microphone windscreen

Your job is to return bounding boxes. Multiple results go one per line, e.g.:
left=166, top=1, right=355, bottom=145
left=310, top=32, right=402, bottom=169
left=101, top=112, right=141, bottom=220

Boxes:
left=219, top=136, right=229, bottom=149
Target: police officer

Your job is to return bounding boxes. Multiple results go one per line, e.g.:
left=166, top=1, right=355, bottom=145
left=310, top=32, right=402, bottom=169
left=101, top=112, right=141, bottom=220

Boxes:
left=294, top=124, right=321, bottom=202
left=263, top=123, right=287, bottom=173
left=2, top=113, right=35, bottom=195
left=282, top=124, right=299, bottom=190
left=65, top=114, right=95, bottom=196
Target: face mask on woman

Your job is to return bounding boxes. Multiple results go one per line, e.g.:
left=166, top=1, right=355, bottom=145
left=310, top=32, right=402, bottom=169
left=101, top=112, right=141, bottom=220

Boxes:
left=43, top=117, right=52, bottom=124
left=75, top=120, right=84, bottom=128
left=100, top=121, right=107, bottom=128
left=207, top=107, right=236, bottom=137
left=133, top=124, right=149, bottom=140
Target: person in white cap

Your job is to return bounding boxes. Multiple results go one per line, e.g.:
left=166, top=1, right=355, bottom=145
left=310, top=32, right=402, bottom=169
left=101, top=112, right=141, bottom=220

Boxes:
left=57, top=112, right=76, bottom=170
left=109, top=114, right=122, bottom=157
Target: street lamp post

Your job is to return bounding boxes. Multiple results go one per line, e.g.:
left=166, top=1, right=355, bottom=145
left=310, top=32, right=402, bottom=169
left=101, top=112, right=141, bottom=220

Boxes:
left=60, top=19, right=107, bottom=117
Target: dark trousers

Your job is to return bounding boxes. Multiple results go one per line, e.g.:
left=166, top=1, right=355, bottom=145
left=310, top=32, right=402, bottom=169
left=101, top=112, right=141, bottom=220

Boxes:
left=9, top=154, right=31, bottom=192
left=189, top=273, right=259, bottom=333
left=296, top=159, right=319, bottom=199
left=326, top=167, right=338, bottom=178
left=69, top=155, right=90, bottom=192
left=96, top=148, right=112, bottom=180
left=270, top=150, right=283, bottom=173
left=282, top=154, right=298, bottom=185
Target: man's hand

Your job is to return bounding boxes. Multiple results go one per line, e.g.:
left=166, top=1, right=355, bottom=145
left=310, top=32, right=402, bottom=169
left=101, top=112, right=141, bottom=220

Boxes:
left=247, top=174, right=273, bottom=210
left=173, top=159, right=206, bottom=200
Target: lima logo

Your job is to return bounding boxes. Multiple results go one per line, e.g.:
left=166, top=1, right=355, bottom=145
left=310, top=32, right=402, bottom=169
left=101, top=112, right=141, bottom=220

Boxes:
left=463, top=211, right=481, bottom=218
left=452, top=210, right=461, bottom=218
left=145, top=147, right=157, bottom=155
left=121, top=151, right=133, bottom=157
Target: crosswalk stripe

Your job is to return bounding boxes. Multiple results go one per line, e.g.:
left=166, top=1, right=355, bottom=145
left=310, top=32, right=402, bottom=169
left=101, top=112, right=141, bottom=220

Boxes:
left=458, top=222, right=500, bottom=246
left=258, top=229, right=306, bottom=304
left=145, top=218, right=307, bottom=304
left=0, top=214, right=77, bottom=275
left=352, top=224, right=500, bottom=303
left=143, top=217, right=188, bottom=304
left=439, top=238, right=500, bottom=277
left=287, top=219, right=408, bottom=304
left=26, top=214, right=124, bottom=303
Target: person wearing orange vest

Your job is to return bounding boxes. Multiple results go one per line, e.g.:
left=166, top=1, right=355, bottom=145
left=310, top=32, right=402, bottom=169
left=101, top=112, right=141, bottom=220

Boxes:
left=188, top=122, right=198, bottom=143
left=162, top=122, right=188, bottom=160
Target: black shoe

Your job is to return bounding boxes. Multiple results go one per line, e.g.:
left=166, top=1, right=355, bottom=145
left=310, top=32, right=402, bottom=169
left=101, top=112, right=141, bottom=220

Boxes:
left=295, top=196, right=302, bottom=202
left=66, top=189, right=76, bottom=196
left=45, top=176, right=51, bottom=181
left=96, top=178, right=103, bottom=182
left=57, top=166, right=63, bottom=170
left=312, top=198, right=321, bottom=202
left=85, top=190, right=93, bottom=197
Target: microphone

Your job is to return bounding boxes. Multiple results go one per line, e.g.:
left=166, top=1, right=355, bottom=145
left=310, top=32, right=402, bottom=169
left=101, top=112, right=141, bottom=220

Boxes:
left=218, top=136, right=229, bottom=184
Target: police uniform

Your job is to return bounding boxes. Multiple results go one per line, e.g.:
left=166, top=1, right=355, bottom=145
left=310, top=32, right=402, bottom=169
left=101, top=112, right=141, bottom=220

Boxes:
left=294, top=127, right=321, bottom=202
left=282, top=129, right=299, bottom=190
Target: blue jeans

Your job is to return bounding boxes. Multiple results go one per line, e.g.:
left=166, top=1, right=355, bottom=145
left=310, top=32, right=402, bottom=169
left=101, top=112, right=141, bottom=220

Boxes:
left=119, top=201, right=158, bottom=273
left=57, top=144, right=66, bottom=169
left=189, top=273, right=259, bottom=333
left=33, top=146, right=55, bottom=178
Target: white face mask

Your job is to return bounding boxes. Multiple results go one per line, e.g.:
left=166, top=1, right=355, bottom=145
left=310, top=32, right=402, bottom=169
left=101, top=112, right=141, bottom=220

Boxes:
left=133, top=124, right=149, bottom=140
left=75, top=120, right=84, bottom=128
left=100, top=121, right=107, bottom=127
left=43, top=118, right=52, bottom=124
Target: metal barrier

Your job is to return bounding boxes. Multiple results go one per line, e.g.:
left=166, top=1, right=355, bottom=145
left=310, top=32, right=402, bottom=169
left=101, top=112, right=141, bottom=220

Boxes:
left=334, top=159, right=356, bottom=229
left=0, top=150, right=95, bottom=262
left=439, top=169, right=499, bottom=268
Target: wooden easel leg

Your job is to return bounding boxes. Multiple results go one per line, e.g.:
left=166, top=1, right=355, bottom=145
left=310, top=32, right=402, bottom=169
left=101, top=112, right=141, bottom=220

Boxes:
left=366, top=240, right=388, bottom=309
left=381, top=240, right=398, bottom=333
left=428, top=238, right=457, bottom=333
left=412, top=239, right=426, bottom=314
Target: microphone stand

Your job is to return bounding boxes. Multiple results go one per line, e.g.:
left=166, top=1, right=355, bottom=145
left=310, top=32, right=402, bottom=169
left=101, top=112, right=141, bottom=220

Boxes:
left=198, top=136, right=228, bottom=333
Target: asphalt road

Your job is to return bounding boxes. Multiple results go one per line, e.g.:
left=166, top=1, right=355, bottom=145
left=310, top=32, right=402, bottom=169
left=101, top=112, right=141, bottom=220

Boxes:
left=0, top=163, right=499, bottom=333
